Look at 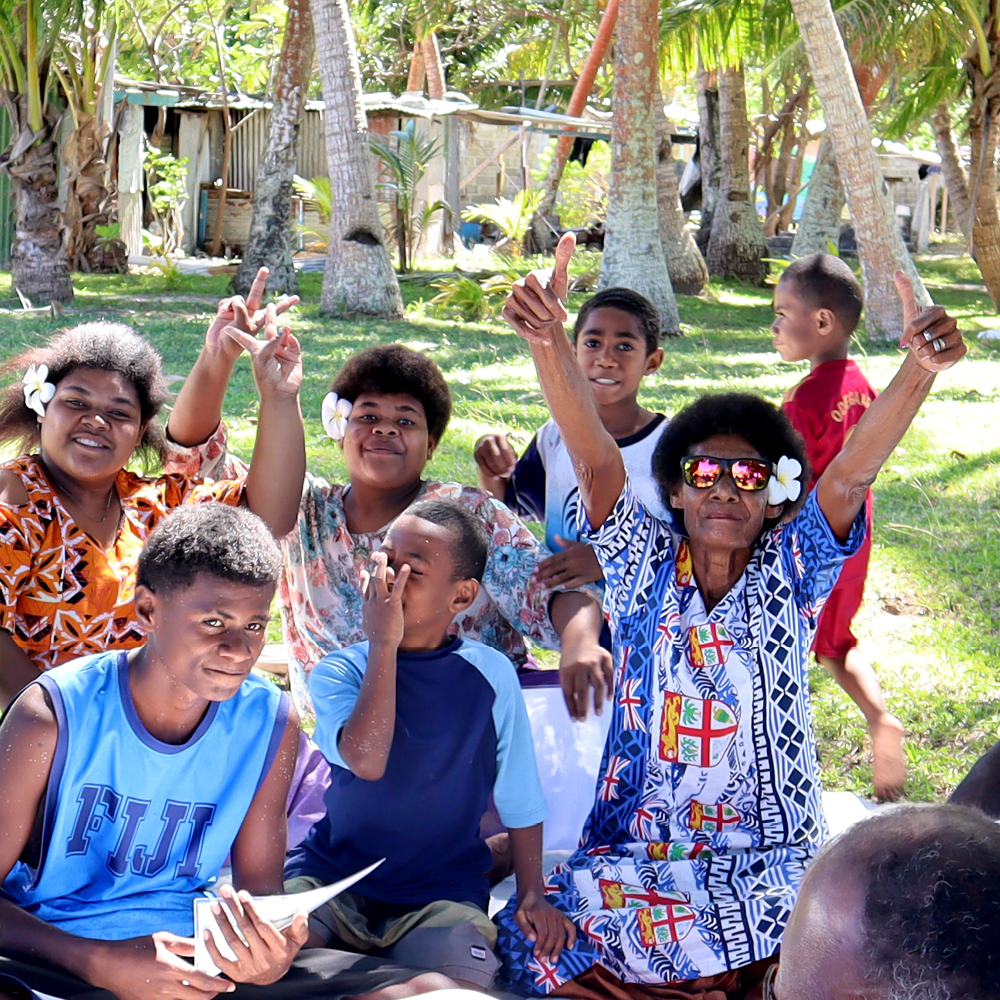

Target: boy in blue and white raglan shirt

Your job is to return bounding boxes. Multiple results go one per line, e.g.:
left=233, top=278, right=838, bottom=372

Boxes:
left=475, top=287, right=669, bottom=718
left=285, top=499, right=576, bottom=990
left=0, top=504, right=441, bottom=1000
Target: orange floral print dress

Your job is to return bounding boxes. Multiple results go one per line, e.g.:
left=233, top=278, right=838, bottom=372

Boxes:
left=0, top=454, right=244, bottom=672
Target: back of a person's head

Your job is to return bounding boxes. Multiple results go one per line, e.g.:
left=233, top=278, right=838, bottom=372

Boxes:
left=572, top=287, right=661, bottom=355
left=850, top=804, right=1000, bottom=999
left=330, top=344, right=452, bottom=443
left=137, top=503, right=282, bottom=596
left=404, top=498, right=489, bottom=582
left=780, top=252, right=864, bottom=334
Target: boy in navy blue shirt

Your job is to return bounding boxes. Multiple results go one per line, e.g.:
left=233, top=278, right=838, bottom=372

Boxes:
left=286, top=499, right=575, bottom=989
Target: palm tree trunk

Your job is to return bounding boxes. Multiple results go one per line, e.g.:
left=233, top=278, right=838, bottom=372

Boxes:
left=311, top=0, right=403, bottom=318
left=790, top=134, right=845, bottom=256
left=421, top=32, right=445, bottom=100
left=930, top=103, right=971, bottom=240
left=232, top=0, right=314, bottom=297
left=656, top=112, right=707, bottom=296
left=966, top=53, right=1000, bottom=310
left=600, top=0, right=678, bottom=334
left=789, top=0, right=931, bottom=340
left=706, top=66, right=768, bottom=284
left=694, top=65, right=720, bottom=254
left=62, top=112, right=126, bottom=273
left=3, top=100, right=74, bottom=304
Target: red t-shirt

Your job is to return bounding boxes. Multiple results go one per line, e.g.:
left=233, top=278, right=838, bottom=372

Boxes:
left=782, top=359, right=877, bottom=489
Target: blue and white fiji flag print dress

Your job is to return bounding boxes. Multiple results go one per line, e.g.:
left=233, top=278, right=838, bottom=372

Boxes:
left=497, top=479, right=866, bottom=995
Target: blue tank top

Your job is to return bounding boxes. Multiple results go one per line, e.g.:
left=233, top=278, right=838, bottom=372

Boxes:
left=1, top=650, right=289, bottom=940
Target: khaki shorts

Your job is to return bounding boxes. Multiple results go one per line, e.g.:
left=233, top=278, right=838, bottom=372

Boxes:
left=285, top=876, right=500, bottom=988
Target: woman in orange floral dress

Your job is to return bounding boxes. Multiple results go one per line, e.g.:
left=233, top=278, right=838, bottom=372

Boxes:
left=0, top=307, right=304, bottom=704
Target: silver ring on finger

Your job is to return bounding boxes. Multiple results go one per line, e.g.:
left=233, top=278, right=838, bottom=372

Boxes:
left=182, top=981, right=191, bottom=987
left=932, top=337, right=946, bottom=353
left=923, top=330, right=935, bottom=344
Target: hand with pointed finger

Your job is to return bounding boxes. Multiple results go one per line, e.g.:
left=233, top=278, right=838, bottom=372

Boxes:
left=91, top=933, right=231, bottom=1000
left=361, top=550, right=410, bottom=650
left=203, top=883, right=308, bottom=986
left=221, top=304, right=303, bottom=398
left=894, top=271, right=966, bottom=373
left=205, top=267, right=300, bottom=351
left=502, top=233, right=576, bottom=345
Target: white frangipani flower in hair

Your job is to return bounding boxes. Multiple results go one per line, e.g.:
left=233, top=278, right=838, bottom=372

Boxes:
left=22, top=364, right=56, bottom=418
left=766, top=455, right=802, bottom=505
left=321, top=392, right=353, bottom=440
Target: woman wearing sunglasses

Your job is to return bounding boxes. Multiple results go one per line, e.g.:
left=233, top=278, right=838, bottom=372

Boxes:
left=492, top=234, right=966, bottom=1000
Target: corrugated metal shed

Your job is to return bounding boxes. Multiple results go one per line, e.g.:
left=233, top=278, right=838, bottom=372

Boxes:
left=0, top=113, right=12, bottom=268
left=228, top=106, right=328, bottom=192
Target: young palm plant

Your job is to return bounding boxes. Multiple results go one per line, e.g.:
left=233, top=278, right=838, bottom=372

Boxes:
left=370, top=118, right=445, bottom=272
left=462, top=188, right=543, bottom=258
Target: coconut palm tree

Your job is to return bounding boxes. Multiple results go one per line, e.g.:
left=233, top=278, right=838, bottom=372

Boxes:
left=311, top=0, right=403, bottom=318
left=662, top=2, right=769, bottom=283
left=656, top=110, right=708, bottom=295
left=788, top=0, right=932, bottom=339
left=600, top=0, right=679, bottom=334
left=232, top=0, right=314, bottom=297
left=0, top=0, right=74, bottom=303
left=706, top=64, right=768, bottom=284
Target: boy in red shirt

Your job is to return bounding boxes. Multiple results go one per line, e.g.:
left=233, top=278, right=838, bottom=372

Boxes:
left=772, top=252, right=905, bottom=800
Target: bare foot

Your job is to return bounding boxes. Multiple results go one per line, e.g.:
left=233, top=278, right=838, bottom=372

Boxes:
left=871, top=714, right=906, bottom=801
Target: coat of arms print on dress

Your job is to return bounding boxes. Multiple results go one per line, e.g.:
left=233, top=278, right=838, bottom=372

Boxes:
left=496, top=481, right=865, bottom=994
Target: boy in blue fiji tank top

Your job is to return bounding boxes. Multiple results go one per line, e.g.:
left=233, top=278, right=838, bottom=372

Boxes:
left=286, top=499, right=576, bottom=990
left=0, top=504, right=451, bottom=1000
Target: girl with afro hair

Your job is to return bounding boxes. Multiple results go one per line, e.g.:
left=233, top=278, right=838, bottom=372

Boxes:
left=165, top=302, right=607, bottom=726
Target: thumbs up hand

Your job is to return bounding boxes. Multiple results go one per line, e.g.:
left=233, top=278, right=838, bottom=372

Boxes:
left=895, top=270, right=966, bottom=372
left=502, top=233, right=577, bottom=346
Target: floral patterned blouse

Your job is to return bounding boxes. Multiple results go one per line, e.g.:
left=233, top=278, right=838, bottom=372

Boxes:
left=164, top=426, right=569, bottom=720
left=0, top=453, right=243, bottom=672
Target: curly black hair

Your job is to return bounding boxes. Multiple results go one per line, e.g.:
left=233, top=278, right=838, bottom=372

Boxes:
left=403, top=498, right=489, bottom=582
left=859, top=804, right=1000, bottom=999
left=137, top=503, right=282, bottom=595
left=572, top=287, right=661, bottom=355
left=651, top=392, right=810, bottom=534
left=0, top=321, right=169, bottom=461
left=330, top=345, right=452, bottom=444
left=780, top=252, right=864, bottom=333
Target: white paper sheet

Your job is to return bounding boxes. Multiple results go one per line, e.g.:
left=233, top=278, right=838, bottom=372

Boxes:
left=193, top=858, right=384, bottom=976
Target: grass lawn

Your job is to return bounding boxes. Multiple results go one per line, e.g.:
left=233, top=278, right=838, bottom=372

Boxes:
left=1, top=252, right=998, bottom=802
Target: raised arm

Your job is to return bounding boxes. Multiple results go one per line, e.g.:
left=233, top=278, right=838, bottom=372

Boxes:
left=223, top=307, right=306, bottom=538
left=816, top=273, right=965, bottom=541
left=335, top=552, right=410, bottom=781
left=502, top=234, right=624, bottom=528
left=167, top=267, right=299, bottom=448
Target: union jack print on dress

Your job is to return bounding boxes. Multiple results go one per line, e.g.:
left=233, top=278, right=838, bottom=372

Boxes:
left=618, top=678, right=645, bottom=731
left=599, top=755, right=628, bottom=802
left=496, top=481, right=867, bottom=995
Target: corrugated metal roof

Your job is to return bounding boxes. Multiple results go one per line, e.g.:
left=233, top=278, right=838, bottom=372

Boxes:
left=363, top=91, right=479, bottom=118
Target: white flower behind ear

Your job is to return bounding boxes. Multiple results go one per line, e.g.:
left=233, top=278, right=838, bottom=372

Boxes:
left=321, top=392, right=353, bottom=440
left=22, top=364, right=56, bottom=417
left=767, top=455, right=803, bottom=505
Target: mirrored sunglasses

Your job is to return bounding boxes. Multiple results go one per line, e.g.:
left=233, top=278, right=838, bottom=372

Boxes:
left=680, top=455, right=773, bottom=492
